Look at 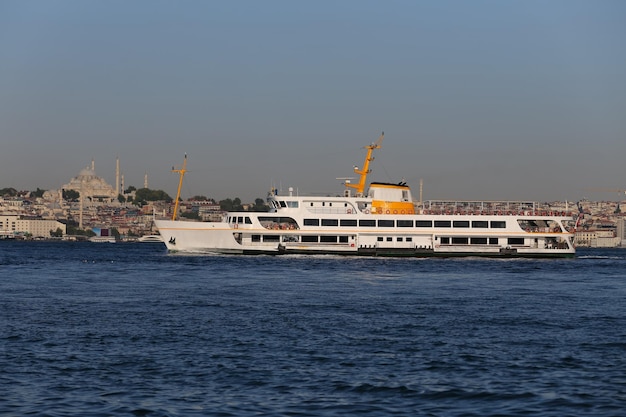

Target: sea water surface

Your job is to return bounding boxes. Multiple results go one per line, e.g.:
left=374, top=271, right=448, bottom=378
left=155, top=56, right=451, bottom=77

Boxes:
left=1, top=241, right=625, bottom=416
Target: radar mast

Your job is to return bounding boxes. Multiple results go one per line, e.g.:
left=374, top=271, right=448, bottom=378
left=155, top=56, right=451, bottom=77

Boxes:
left=345, top=132, right=384, bottom=196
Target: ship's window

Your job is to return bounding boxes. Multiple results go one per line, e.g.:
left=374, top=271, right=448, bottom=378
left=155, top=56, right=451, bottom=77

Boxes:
left=386, top=237, right=393, bottom=242
left=402, top=190, right=409, bottom=201
left=453, top=221, right=470, bottom=228
left=302, top=235, right=318, bottom=243
left=472, top=221, right=489, bottom=228
left=397, top=237, right=403, bottom=242
left=359, top=220, right=376, bottom=227
left=452, top=237, right=468, bottom=245
left=440, top=237, right=450, bottom=244
left=397, top=220, right=413, bottom=227
left=507, top=238, right=525, bottom=245
left=491, top=221, right=506, bottom=229
left=304, top=219, right=319, bottom=226
left=245, top=217, right=252, bottom=224
left=434, top=220, right=451, bottom=228
left=406, top=237, right=413, bottom=242
left=252, top=235, right=261, bottom=242
left=377, top=237, right=384, bottom=241
left=471, top=237, right=488, bottom=245
left=321, top=219, right=338, bottom=226
left=344, top=203, right=348, bottom=207
left=237, top=216, right=243, bottom=223
left=378, top=220, right=394, bottom=227
left=278, top=201, right=286, bottom=207
left=287, top=201, right=298, bottom=208
left=329, top=203, right=332, bottom=206
left=340, top=219, right=357, bottom=227
left=339, top=236, right=349, bottom=243
left=263, top=235, right=280, bottom=242
left=320, top=236, right=337, bottom=243
left=310, top=203, right=314, bottom=207
left=489, top=238, right=499, bottom=245
left=416, top=220, right=432, bottom=227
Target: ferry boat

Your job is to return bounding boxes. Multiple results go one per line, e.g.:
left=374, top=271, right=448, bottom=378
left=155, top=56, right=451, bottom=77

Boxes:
left=155, top=135, right=576, bottom=258
left=138, top=234, right=164, bottom=243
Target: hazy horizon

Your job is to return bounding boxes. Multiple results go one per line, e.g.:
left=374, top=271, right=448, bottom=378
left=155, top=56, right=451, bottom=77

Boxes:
left=1, top=1, right=625, bottom=203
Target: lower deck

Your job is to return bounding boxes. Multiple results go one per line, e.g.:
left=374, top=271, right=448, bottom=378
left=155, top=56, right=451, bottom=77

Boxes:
left=234, top=230, right=575, bottom=258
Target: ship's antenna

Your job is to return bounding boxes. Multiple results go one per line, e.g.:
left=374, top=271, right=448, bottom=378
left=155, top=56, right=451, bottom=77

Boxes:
left=345, top=132, right=384, bottom=196
left=171, top=154, right=188, bottom=220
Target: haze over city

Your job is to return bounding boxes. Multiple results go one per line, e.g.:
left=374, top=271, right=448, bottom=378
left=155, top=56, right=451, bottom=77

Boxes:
left=1, top=0, right=625, bottom=203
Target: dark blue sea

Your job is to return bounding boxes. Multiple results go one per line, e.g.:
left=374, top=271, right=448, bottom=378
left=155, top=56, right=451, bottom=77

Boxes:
left=1, top=241, right=625, bottom=416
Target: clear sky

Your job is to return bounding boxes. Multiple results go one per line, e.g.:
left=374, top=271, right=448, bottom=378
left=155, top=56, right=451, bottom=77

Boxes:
left=1, top=0, right=625, bottom=203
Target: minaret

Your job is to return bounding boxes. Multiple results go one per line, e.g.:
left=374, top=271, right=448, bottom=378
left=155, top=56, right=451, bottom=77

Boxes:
left=91, top=159, right=95, bottom=172
left=79, top=178, right=84, bottom=229
left=144, top=172, right=148, bottom=189
left=116, top=157, right=120, bottom=195
left=420, top=178, right=423, bottom=206
left=121, top=174, right=125, bottom=194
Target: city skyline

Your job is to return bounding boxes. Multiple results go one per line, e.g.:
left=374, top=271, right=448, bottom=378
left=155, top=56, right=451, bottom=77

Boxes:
left=1, top=1, right=625, bottom=203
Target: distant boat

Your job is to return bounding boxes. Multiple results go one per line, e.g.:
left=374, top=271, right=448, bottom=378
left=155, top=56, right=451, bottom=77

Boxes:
left=138, top=234, right=164, bottom=243
left=88, top=236, right=116, bottom=243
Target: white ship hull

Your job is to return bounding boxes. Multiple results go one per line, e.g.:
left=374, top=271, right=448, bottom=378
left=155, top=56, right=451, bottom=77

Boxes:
left=155, top=211, right=575, bottom=258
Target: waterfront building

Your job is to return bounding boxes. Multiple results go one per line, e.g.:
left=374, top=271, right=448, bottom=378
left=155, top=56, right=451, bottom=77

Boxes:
left=0, top=215, right=66, bottom=238
left=575, top=228, right=620, bottom=248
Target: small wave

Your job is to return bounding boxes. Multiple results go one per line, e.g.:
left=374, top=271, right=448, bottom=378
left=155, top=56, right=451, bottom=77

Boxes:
left=576, top=255, right=626, bottom=260
left=333, top=382, right=417, bottom=395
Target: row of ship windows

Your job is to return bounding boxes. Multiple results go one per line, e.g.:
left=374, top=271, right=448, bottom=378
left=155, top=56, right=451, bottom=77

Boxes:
left=250, top=235, right=525, bottom=245
left=440, top=237, right=524, bottom=245
left=252, top=235, right=352, bottom=243
left=303, top=219, right=507, bottom=228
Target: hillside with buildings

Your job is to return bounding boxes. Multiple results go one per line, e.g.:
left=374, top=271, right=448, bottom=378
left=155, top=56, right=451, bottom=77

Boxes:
left=0, top=159, right=266, bottom=241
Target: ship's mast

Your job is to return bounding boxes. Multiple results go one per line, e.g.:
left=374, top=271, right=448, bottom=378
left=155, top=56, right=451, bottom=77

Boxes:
left=345, top=132, right=384, bottom=196
left=171, top=155, right=187, bottom=220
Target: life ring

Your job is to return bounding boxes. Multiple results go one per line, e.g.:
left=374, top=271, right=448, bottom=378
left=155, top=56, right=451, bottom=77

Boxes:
left=393, top=210, right=398, bottom=214
left=347, top=209, right=352, bottom=214
left=364, top=209, right=370, bottom=214
left=350, top=243, right=355, bottom=247
left=401, top=210, right=405, bottom=214
left=386, top=210, right=390, bottom=214
left=234, top=223, right=238, bottom=229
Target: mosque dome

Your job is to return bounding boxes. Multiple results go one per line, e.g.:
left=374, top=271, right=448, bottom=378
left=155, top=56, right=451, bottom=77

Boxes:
left=63, top=162, right=117, bottom=202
